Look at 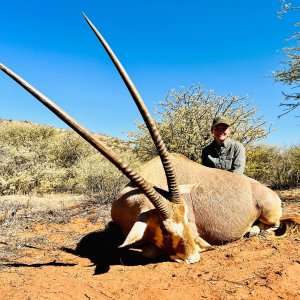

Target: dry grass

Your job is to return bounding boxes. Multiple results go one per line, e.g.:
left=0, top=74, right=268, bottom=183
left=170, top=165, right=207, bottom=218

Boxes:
left=0, top=194, right=112, bottom=266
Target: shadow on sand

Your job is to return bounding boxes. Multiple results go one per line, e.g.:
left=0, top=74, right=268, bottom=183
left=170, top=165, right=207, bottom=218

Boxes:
left=62, top=222, right=165, bottom=275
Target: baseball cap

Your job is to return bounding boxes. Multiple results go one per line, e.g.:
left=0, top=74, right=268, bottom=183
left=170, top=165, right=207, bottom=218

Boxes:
left=212, top=116, right=231, bottom=127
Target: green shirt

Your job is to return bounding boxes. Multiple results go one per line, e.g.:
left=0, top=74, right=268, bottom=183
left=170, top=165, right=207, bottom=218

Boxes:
left=201, top=138, right=246, bottom=174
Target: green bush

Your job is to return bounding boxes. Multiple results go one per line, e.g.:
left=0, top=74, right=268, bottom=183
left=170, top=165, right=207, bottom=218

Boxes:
left=47, top=131, right=93, bottom=168
left=246, top=144, right=300, bottom=189
left=0, top=120, right=56, bottom=149
left=74, top=155, right=128, bottom=200
left=0, top=120, right=135, bottom=201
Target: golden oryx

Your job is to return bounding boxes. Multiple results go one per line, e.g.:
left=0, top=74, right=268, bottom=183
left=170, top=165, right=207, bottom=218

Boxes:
left=0, top=14, right=283, bottom=263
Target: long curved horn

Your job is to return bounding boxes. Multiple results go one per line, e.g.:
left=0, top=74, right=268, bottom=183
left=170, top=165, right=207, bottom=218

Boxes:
left=83, top=13, right=181, bottom=204
left=0, top=63, right=172, bottom=219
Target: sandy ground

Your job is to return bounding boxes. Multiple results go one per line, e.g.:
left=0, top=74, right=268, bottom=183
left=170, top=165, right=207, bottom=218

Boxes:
left=0, top=190, right=299, bottom=300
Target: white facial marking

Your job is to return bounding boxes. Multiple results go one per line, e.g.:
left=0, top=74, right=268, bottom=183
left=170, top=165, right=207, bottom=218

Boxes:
left=163, top=219, right=184, bottom=236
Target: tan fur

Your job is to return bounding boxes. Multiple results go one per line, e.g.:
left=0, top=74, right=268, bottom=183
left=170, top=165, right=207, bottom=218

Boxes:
left=112, top=153, right=283, bottom=260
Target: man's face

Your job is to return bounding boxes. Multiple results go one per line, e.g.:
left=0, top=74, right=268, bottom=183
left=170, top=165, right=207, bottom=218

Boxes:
left=211, top=124, right=231, bottom=145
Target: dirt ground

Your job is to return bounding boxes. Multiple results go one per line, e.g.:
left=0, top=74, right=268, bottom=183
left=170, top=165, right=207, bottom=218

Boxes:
left=0, top=190, right=299, bottom=300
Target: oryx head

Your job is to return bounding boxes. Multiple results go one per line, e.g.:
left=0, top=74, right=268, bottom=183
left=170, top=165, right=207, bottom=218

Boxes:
left=0, top=13, right=200, bottom=263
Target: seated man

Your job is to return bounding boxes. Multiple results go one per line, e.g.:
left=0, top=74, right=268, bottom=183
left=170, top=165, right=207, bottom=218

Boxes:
left=201, top=116, right=246, bottom=174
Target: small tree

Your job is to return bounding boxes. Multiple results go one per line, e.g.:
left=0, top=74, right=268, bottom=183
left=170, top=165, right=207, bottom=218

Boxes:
left=128, top=84, right=271, bottom=162
left=246, top=144, right=300, bottom=189
left=275, top=0, right=300, bottom=117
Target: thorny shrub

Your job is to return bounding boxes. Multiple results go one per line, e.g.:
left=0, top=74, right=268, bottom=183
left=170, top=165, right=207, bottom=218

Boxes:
left=0, top=120, right=133, bottom=202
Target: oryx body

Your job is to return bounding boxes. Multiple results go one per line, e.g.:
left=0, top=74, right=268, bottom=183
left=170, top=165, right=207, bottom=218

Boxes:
left=112, top=154, right=282, bottom=247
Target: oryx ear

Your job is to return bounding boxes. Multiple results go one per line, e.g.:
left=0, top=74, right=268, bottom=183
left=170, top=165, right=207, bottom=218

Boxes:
left=119, top=220, right=147, bottom=248
left=119, top=210, right=159, bottom=248
left=179, top=182, right=200, bottom=194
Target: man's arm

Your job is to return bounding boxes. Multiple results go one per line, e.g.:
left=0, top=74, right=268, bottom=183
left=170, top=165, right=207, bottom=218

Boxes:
left=231, top=143, right=246, bottom=174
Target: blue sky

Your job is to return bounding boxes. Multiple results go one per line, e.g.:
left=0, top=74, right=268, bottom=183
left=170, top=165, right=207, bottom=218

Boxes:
left=0, top=0, right=299, bottom=145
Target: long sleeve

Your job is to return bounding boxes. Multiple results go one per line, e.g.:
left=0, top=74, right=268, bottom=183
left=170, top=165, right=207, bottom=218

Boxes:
left=231, top=143, right=246, bottom=174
